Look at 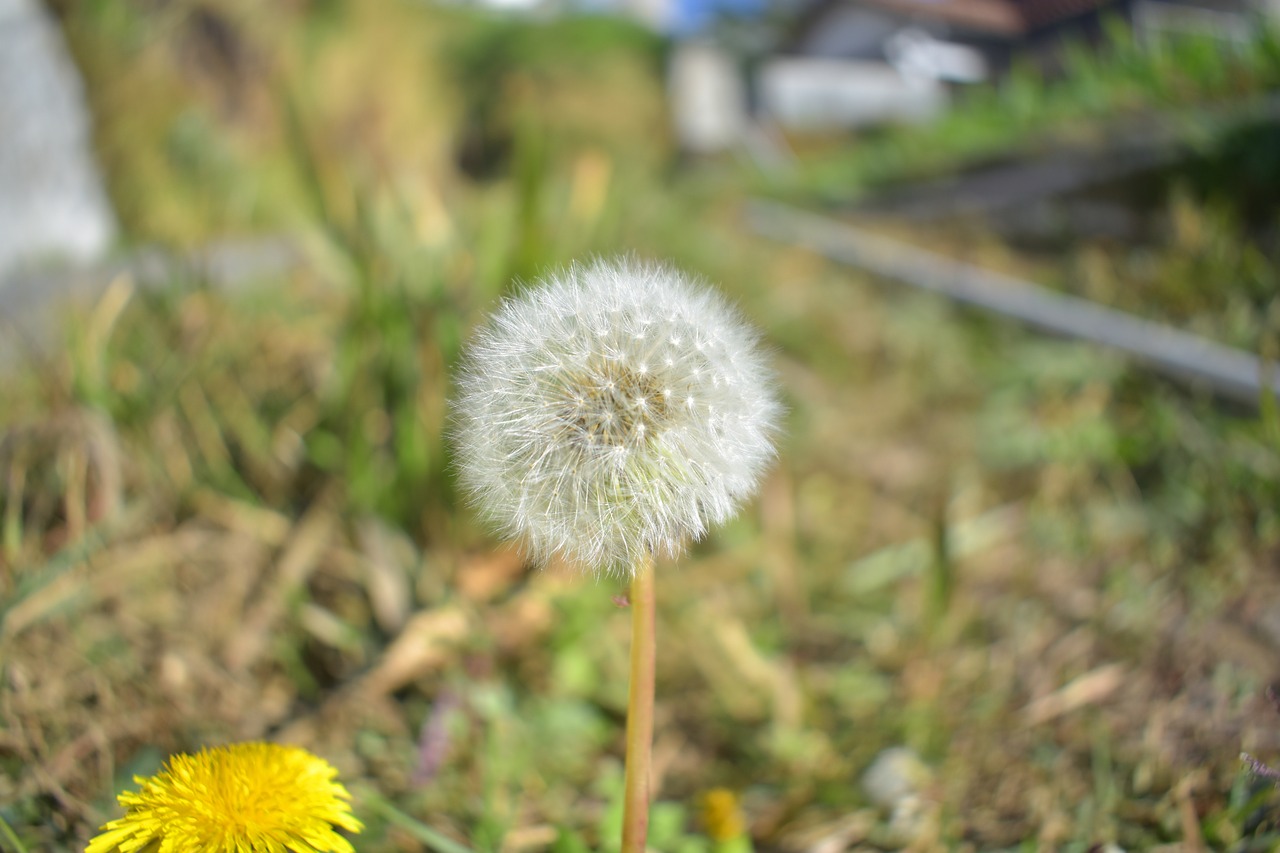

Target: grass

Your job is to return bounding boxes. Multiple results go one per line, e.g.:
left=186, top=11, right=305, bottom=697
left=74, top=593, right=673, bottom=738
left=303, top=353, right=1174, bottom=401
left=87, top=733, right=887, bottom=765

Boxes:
left=4, top=2, right=1280, bottom=850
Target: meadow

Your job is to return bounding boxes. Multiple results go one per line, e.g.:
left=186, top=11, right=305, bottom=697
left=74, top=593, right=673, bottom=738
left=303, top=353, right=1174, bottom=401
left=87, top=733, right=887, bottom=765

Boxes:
left=2, top=3, right=1279, bottom=850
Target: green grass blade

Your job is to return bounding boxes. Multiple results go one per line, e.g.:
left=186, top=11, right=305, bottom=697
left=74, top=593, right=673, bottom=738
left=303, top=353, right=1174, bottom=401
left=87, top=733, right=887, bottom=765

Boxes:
left=358, top=788, right=476, bottom=853
left=0, top=814, right=30, bottom=853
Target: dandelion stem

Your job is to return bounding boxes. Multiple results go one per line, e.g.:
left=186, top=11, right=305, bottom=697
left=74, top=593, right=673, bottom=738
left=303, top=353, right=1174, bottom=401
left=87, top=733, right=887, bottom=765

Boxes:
left=622, top=554, right=656, bottom=853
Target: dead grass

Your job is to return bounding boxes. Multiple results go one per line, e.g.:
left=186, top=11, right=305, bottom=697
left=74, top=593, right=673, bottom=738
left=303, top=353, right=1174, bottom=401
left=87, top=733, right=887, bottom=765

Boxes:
left=3, top=3, right=1280, bottom=851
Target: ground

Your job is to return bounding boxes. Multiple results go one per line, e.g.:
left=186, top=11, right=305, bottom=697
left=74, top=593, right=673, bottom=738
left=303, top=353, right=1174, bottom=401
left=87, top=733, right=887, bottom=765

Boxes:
left=2, top=3, right=1280, bottom=851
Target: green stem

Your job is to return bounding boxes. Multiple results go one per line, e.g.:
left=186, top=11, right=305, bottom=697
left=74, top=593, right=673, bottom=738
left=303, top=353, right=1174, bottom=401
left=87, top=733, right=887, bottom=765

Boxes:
left=0, top=814, right=29, bottom=853
left=621, top=555, right=656, bottom=853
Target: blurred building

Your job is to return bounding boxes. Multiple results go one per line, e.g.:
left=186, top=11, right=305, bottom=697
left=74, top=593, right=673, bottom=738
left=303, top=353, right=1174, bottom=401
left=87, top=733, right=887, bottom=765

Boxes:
left=669, top=0, right=1265, bottom=149
left=781, top=0, right=1259, bottom=75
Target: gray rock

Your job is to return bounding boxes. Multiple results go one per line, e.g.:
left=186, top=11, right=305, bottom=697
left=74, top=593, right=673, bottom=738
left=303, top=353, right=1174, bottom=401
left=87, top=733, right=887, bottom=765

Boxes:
left=0, top=0, right=117, bottom=280
left=862, top=748, right=937, bottom=848
left=861, top=746, right=930, bottom=811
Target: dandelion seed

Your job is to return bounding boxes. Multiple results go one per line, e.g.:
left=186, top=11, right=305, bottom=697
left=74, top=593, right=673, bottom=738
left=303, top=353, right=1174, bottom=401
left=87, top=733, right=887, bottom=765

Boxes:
left=85, top=742, right=362, bottom=853
left=452, top=258, right=780, bottom=576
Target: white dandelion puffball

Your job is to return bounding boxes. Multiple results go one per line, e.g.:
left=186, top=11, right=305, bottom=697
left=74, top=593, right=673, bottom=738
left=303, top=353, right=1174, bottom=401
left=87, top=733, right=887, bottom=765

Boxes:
left=453, top=258, right=781, bottom=576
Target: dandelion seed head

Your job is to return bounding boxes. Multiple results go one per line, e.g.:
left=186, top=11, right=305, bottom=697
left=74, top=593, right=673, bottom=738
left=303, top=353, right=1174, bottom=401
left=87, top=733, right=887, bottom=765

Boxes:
left=453, top=258, right=781, bottom=576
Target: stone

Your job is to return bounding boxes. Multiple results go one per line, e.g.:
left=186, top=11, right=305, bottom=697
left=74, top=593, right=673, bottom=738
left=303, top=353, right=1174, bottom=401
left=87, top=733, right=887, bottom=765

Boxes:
left=861, top=747, right=938, bottom=848
left=861, top=746, right=930, bottom=810
left=0, top=0, right=117, bottom=281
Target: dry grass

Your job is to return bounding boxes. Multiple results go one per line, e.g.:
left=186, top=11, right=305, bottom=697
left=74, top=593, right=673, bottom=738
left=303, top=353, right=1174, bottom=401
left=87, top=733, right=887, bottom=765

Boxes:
left=3, top=3, right=1280, bottom=851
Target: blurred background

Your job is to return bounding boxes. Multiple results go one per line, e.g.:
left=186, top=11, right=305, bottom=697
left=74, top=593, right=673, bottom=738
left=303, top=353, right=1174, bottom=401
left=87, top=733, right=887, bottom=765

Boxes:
left=2, top=0, right=1280, bottom=849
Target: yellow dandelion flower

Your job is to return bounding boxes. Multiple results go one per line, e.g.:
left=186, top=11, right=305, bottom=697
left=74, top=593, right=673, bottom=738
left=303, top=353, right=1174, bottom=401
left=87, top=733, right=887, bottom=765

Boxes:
left=700, top=788, right=745, bottom=843
left=86, top=742, right=363, bottom=853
